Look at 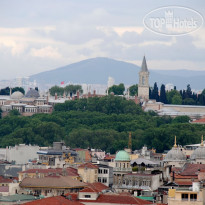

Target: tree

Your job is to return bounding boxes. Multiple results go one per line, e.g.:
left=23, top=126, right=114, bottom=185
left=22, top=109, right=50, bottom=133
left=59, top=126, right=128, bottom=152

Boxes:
left=49, top=86, right=64, bottom=96
left=0, top=87, right=10, bottom=95
left=186, top=84, right=192, bottom=98
left=172, top=116, right=190, bottom=123
left=129, top=84, right=138, bottom=96
left=64, top=85, right=82, bottom=96
left=12, top=87, right=25, bottom=95
left=198, top=89, right=205, bottom=105
left=167, top=90, right=182, bottom=104
left=151, top=82, right=159, bottom=101
left=9, top=109, right=20, bottom=116
left=172, top=95, right=182, bottom=105
left=183, top=98, right=195, bottom=105
left=159, top=84, right=167, bottom=103
left=108, top=83, right=125, bottom=95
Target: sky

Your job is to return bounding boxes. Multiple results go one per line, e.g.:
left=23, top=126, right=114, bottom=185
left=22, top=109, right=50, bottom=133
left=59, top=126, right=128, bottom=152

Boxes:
left=0, top=0, right=205, bottom=80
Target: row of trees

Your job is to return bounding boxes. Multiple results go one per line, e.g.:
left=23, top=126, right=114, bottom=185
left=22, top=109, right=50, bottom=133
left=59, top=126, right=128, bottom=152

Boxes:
left=108, top=83, right=138, bottom=96
left=49, top=85, right=82, bottom=96
left=0, top=87, right=25, bottom=95
left=0, top=96, right=204, bottom=153
left=107, top=81, right=205, bottom=106
left=55, top=95, right=143, bottom=115
left=150, top=83, right=205, bottom=105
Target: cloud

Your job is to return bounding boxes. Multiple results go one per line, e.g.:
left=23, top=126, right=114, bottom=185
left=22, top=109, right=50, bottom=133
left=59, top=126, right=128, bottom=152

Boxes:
left=191, top=28, right=205, bottom=49
left=138, top=37, right=176, bottom=47
left=30, top=46, right=62, bottom=59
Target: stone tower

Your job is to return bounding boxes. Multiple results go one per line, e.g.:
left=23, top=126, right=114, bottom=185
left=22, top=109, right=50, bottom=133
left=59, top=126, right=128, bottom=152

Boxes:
left=138, top=56, right=149, bottom=100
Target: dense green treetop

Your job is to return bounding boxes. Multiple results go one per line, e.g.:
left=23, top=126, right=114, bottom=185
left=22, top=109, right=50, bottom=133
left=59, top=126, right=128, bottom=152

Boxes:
left=108, top=83, right=125, bottom=95
left=49, top=85, right=82, bottom=96
left=0, top=87, right=25, bottom=95
left=129, top=84, right=138, bottom=96
left=0, top=96, right=204, bottom=153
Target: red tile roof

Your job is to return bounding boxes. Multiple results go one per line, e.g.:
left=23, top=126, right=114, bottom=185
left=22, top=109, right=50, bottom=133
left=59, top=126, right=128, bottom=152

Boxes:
left=104, top=155, right=115, bottom=160
left=24, top=196, right=84, bottom=205
left=0, top=186, right=9, bottom=192
left=0, top=176, right=17, bottom=183
left=191, top=118, right=205, bottom=124
left=180, top=164, right=205, bottom=176
left=19, top=168, right=78, bottom=177
left=80, top=182, right=109, bottom=193
left=176, top=181, right=195, bottom=185
left=71, top=192, right=152, bottom=204
left=78, top=163, right=98, bottom=169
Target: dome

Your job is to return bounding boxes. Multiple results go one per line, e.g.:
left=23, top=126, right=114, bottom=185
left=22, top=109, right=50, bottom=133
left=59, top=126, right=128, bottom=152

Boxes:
left=190, top=136, right=205, bottom=160
left=115, top=150, right=130, bottom=161
left=190, top=146, right=205, bottom=160
left=164, top=147, right=186, bottom=162
left=10, top=91, right=24, bottom=99
left=25, top=89, right=40, bottom=98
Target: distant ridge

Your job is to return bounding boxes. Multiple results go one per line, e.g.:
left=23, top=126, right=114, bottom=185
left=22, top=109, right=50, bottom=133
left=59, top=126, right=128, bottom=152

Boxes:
left=30, top=57, right=205, bottom=90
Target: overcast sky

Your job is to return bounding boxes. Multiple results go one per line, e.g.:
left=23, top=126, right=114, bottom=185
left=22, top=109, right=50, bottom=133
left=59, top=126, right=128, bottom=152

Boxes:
left=0, top=0, right=204, bottom=80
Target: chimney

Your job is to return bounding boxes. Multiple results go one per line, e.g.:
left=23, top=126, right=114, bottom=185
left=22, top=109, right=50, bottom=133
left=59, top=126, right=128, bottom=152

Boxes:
left=88, top=92, right=91, bottom=98
left=172, top=171, right=175, bottom=182
left=55, top=93, right=57, bottom=100
left=93, top=90, right=96, bottom=97
left=77, top=90, right=80, bottom=99
left=135, top=96, right=139, bottom=104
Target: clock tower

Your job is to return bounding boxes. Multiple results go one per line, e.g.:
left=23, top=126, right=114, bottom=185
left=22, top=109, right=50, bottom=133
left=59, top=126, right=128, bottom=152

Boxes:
left=138, top=56, right=149, bottom=100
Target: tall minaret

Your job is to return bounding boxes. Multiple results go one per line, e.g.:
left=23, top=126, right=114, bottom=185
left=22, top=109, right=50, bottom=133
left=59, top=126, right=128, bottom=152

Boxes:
left=138, top=56, right=149, bottom=100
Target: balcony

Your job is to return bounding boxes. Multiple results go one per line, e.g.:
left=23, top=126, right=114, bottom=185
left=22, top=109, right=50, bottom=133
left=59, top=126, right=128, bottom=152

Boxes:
left=113, top=167, right=132, bottom=172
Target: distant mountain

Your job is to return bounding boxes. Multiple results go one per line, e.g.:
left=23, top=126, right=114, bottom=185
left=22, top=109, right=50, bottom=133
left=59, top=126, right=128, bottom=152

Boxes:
left=30, top=57, right=205, bottom=90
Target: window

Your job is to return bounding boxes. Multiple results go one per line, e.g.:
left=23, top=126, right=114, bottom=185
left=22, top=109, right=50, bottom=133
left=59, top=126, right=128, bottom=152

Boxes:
left=104, top=169, right=108, bottom=174
left=142, top=76, right=145, bottom=85
left=190, top=194, right=197, bottom=201
left=181, top=194, right=188, bottom=201
left=102, top=178, right=107, bottom=183
left=98, top=177, right=101, bottom=182
left=84, top=195, right=91, bottom=198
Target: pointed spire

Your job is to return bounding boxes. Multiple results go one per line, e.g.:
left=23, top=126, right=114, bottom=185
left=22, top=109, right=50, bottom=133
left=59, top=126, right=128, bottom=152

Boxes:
left=174, top=136, right=177, bottom=148
left=201, top=135, right=204, bottom=147
left=141, top=56, right=148, bottom=72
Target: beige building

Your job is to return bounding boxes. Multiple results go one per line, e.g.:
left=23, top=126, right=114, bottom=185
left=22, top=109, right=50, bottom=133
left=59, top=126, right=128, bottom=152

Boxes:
left=144, top=101, right=205, bottom=119
left=19, top=175, right=86, bottom=196
left=168, top=183, right=205, bottom=205
left=78, top=163, right=98, bottom=183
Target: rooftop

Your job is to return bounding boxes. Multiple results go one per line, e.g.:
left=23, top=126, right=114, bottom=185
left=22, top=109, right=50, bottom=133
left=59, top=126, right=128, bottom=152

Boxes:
left=20, top=175, right=86, bottom=188
left=24, top=196, right=84, bottom=205
left=19, top=168, right=79, bottom=177
left=80, top=182, right=109, bottom=193
left=180, top=163, right=205, bottom=176
left=0, top=194, right=41, bottom=202
left=67, top=192, right=153, bottom=204
left=191, top=118, right=205, bottom=124
left=78, top=162, right=98, bottom=169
